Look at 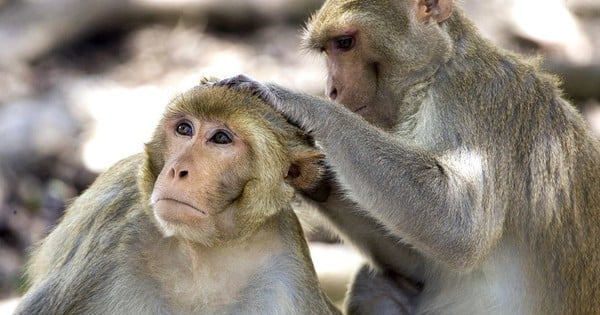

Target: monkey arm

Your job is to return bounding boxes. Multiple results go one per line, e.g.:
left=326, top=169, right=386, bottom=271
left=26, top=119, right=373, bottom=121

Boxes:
left=304, top=179, right=427, bottom=281
left=218, top=75, right=503, bottom=271
left=278, top=85, right=501, bottom=271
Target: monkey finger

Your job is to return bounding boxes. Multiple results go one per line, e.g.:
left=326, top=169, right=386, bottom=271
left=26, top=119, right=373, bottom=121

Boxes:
left=214, top=74, right=280, bottom=108
left=214, top=74, right=263, bottom=92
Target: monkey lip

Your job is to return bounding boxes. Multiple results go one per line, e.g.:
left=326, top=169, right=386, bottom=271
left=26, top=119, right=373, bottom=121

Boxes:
left=353, top=105, right=367, bottom=113
left=155, top=198, right=207, bottom=216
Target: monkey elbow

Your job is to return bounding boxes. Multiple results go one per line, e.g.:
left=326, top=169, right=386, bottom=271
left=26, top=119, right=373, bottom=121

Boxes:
left=442, top=247, right=482, bottom=273
left=437, top=228, right=497, bottom=273
left=425, top=212, right=498, bottom=273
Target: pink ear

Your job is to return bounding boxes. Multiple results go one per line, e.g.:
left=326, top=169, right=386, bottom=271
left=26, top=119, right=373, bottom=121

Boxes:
left=285, top=149, right=325, bottom=191
left=416, top=0, right=452, bottom=23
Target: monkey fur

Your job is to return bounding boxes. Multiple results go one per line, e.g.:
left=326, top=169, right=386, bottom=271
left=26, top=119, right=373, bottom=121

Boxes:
left=216, top=0, right=600, bottom=314
left=16, top=82, right=340, bottom=315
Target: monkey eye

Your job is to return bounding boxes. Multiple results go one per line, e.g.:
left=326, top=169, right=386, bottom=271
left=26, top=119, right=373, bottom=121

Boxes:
left=176, top=121, right=194, bottom=136
left=209, top=130, right=233, bottom=145
left=333, top=35, right=355, bottom=51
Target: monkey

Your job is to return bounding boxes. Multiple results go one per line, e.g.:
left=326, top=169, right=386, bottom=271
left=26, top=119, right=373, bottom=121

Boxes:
left=15, top=81, right=341, bottom=315
left=215, top=0, right=600, bottom=314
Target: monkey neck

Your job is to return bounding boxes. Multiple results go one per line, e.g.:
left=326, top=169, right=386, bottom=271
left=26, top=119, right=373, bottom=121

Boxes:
left=397, top=9, right=522, bottom=131
left=434, top=9, right=548, bottom=115
left=441, top=9, right=504, bottom=71
left=178, top=214, right=284, bottom=266
left=143, top=223, right=284, bottom=310
left=149, top=220, right=284, bottom=291
left=389, top=13, right=483, bottom=127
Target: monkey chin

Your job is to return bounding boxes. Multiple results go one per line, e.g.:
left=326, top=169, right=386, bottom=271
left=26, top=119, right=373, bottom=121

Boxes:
left=152, top=199, right=217, bottom=246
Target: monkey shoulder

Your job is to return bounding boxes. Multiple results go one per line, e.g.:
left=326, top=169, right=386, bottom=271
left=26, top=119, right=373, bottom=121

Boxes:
left=29, top=153, right=149, bottom=259
left=260, top=209, right=338, bottom=314
left=236, top=250, right=338, bottom=315
left=18, top=154, right=167, bottom=314
left=65, top=153, right=146, bottom=217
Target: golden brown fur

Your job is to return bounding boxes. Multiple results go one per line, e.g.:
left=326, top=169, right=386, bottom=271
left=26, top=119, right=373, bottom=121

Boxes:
left=16, top=82, right=339, bottom=315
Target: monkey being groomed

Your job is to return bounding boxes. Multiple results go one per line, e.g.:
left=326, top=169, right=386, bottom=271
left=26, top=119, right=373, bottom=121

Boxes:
left=15, top=80, right=340, bottom=315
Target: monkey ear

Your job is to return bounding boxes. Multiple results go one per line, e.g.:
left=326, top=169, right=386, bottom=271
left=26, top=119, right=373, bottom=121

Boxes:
left=286, top=149, right=325, bottom=191
left=415, top=0, right=452, bottom=24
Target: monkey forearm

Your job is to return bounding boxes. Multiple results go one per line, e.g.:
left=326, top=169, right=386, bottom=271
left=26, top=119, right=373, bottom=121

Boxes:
left=318, top=188, right=427, bottom=281
left=265, top=82, right=501, bottom=269
left=216, top=75, right=501, bottom=269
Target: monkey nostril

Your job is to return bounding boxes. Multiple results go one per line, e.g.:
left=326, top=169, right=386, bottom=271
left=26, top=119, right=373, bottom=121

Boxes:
left=329, top=88, right=338, bottom=100
left=178, top=170, right=188, bottom=178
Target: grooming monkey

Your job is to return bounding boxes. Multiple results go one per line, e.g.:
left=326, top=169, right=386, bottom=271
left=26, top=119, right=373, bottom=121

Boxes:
left=217, top=0, right=600, bottom=314
left=16, top=82, right=340, bottom=315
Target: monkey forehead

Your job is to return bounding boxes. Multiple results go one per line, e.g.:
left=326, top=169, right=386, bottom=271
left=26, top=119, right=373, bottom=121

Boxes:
left=303, top=0, right=406, bottom=50
left=163, top=84, right=306, bottom=144
left=167, top=85, right=264, bottom=118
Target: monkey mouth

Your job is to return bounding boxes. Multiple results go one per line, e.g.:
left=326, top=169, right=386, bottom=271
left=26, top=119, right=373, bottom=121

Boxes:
left=156, top=198, right=207, bottom=216
left=353, top=105, right=367, bottom=113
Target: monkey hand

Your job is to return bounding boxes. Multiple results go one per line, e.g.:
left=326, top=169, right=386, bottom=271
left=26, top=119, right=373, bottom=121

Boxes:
left=214, top=74, right=325, bottom=134
left=214, top=74, right=280, bottom=108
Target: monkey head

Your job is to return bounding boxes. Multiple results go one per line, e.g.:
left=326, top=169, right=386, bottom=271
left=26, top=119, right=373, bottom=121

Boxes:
left=140, top=82, right=324, bottom=246
left=303, top=0, right=454, bottom=130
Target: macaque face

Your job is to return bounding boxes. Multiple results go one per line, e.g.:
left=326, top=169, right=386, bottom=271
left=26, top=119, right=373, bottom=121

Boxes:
left=306, top=7, right=399, bottom=130
left=150, top=114, right=252, bottom=246
left=142, top=85, right=324, bottom=246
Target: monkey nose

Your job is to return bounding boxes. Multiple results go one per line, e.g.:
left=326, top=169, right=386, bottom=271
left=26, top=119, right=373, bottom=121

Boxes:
left=329, top=88, right=338, bottom=100
left=169, top=168, right=189, bottom=180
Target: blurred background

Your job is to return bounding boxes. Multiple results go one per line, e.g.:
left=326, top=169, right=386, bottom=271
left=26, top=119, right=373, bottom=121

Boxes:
left=0, top=0, right=599, bottom=312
